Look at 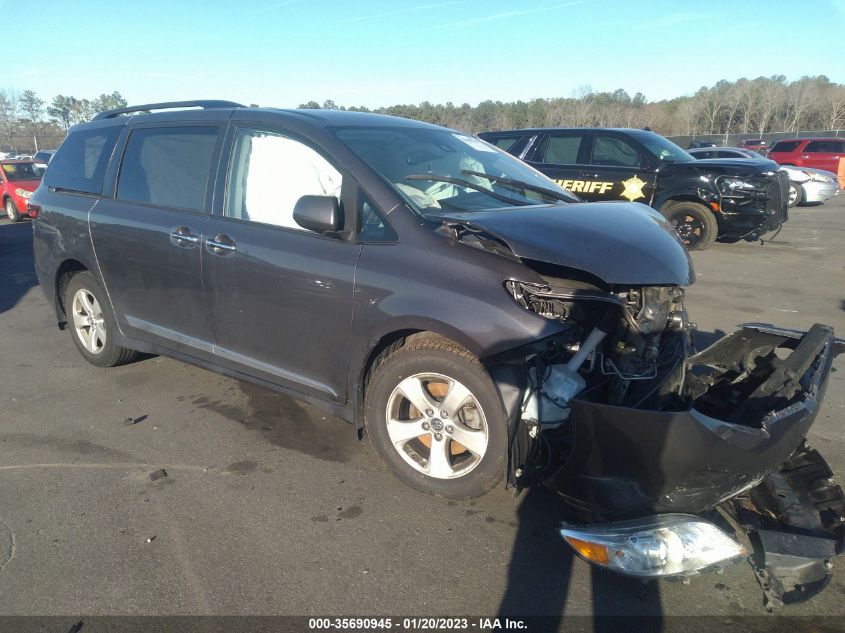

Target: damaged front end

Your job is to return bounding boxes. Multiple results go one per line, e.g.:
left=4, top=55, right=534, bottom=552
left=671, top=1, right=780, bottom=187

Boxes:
left=489, top=271, right=844, bottom=607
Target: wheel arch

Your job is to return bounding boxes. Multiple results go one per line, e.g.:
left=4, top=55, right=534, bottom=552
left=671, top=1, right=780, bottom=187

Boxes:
left=658, top=194, right=714, bottom=212
left=54, top=259, right=89, bottom=325
left=353, top=327, right=477, bottom=434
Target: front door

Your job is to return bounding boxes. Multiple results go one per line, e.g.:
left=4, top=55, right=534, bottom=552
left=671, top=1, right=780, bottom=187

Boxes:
left=90, top=124, right=222, bottom=356
left=202, top=125, right=360, bottom=403
left=578, top=133, right=658, bottom=205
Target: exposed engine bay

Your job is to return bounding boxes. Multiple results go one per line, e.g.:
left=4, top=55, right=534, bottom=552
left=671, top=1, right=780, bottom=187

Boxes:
left=485, top=264, right=844, bottom=607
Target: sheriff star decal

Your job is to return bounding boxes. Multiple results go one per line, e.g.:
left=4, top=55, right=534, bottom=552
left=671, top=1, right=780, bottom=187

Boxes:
left=620, top=175, right=647, bottom=201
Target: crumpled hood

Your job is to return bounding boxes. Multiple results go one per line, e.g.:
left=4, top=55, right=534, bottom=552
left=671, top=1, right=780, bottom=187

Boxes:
left=435, top=201, right=694, bottom=286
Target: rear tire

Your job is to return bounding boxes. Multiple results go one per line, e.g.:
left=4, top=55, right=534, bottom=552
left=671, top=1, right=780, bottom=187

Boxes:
left=65, top=271, right=139, bottom=367
left=661, top=200, right=718, bottom=250
left=5, top=198, right=22, bottom=222
left=365, top=337, right=506, bottom=499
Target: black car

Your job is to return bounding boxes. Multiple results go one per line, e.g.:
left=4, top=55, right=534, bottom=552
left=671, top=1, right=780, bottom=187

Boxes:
left=478, top=128, right=789, bottom=250
left=687, top=139, right=718, bottom=149
left=31, top=101, right=843, bottom=603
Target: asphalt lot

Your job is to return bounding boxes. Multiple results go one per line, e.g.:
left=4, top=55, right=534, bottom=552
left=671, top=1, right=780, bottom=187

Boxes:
left=0, top=195, right=844, bottom=625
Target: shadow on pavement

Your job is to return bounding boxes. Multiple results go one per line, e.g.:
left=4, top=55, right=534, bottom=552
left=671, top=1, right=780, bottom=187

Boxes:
left=0, top=221, right=38, bottom=315
left=497, top=487, right=663, bottom=630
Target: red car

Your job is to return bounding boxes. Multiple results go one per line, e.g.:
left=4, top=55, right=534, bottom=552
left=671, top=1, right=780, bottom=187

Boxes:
left=737, top=138, right=768, bottom=151
left=1, top=160, right=44, bottom=221
left=767, top=137, right=845, bottom=172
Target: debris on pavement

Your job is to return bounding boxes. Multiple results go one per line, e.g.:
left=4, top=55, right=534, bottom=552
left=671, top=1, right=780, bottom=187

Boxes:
left=149, top=468, right=168, bottom=481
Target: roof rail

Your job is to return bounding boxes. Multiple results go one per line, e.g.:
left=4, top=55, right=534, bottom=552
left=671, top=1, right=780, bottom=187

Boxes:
left=92, top=100, right=246, bottom=120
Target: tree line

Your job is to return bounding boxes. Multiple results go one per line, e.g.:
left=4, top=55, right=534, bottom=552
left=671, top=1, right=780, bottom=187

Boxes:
left=2, top=75, right=843, bottom=153
left=0, top=90, right=127, bottom=153
left=300, top=76, right=845, bottom=137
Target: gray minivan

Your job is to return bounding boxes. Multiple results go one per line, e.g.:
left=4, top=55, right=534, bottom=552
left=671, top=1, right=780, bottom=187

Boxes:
left=31, top=101, right=843, bottom=597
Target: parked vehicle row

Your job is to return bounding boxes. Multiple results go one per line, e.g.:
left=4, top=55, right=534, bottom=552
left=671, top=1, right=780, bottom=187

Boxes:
left=30, top=101, right=844, bottom=606
left=478, top=127, right=788, bottom=250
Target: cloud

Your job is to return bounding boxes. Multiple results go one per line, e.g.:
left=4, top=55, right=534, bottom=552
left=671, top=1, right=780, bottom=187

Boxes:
left=341, top=0, right=476, bottom=23
left=427, top=0, right=585, bottom=30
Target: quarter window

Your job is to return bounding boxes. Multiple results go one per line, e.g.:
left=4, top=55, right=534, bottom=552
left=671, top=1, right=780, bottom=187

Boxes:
left=488, top=135, right=522, bottom=151
left=226, top=129, right=342, bottom=232
left=117, top=126, right=218, bottom=212
left=44, top=125, right=121, bottom=195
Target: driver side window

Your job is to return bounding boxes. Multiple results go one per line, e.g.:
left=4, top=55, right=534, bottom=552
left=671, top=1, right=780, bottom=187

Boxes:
left=226, top=129, right=342, bottom=231
left=590, top=135, right=644, bottom=168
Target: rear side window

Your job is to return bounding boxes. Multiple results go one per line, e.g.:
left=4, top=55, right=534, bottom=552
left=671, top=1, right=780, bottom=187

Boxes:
left=769, top=141, right=801, bottom=153
left=804, top=140, right=845, bottom=153
left=44, top=126, right=121, bottom=194
left=488, top=135, right=522, bottom=151
left=534, top=134, right=584, bottom=164
left=117, top=126, right=218, bottom=212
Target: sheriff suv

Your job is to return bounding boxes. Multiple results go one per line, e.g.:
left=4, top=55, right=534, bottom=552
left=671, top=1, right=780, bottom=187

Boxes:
left=478, top=128, right=789, bottom=250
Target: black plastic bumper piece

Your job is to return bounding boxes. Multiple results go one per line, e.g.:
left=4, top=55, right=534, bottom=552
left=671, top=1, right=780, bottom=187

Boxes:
left=542, top=324, right=837, bottom=518
left=738, top=444, right=845, bottom=609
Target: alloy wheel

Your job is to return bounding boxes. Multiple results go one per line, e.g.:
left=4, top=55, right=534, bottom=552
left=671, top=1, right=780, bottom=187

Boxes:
left=670, top=214, right=703, bottom=248
left=384, top=372, right=488, bottom=479
left=71, top=288, right=107, bottom=354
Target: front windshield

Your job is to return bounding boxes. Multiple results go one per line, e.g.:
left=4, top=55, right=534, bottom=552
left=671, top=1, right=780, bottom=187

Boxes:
left=2, top=162, right=45, bottom=182
left=640, top=134, right=696, bottom=164
left=334, top=126, right=578, bottom=216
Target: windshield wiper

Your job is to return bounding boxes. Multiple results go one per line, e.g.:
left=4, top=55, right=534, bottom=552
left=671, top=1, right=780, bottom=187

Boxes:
left=405, top=174, right=529, bottom=207
left=461, top=170, right=576, bottom=203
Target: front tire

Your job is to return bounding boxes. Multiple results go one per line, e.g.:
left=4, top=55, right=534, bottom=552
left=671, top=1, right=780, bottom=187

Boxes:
left=787, top=182, right=803, bottom=208
left=365, top=337, right=506, bottom=499
left=5, top=198, right=22, bottom=222
left=661, top=200, right=718, bottom=250
left=65, top=271, right=138, bottom=367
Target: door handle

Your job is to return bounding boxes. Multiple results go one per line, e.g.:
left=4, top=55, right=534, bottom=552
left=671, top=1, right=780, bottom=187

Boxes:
left=206, top=234, right=237, bottom=254
left=170, top=226, right=199, bottom=247
left=579, top=171, right=600, bottom=178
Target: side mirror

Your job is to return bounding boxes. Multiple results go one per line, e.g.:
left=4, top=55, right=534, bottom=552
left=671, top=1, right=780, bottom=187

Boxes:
left=293, top=195, right=343, bottom=234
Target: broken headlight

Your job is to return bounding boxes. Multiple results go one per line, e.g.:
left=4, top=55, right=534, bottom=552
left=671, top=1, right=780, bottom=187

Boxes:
left=505, top=280, right=569, bottom=322
left=716, top=176, right=764, bottom=198
left=560, top=514, right=745, bottom=577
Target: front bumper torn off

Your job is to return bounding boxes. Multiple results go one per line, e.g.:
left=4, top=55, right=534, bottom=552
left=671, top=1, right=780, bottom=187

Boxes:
left=546, top=323, right=844, bottom=604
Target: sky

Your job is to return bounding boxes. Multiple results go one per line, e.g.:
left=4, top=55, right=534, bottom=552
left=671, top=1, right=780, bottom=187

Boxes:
left=3, top=0, right=845, bottom=109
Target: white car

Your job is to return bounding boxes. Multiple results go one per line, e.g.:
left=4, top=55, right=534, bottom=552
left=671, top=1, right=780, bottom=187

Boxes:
left=778, top=164, right=840, bottom=207
left=687, top=146, right=840, bottom=207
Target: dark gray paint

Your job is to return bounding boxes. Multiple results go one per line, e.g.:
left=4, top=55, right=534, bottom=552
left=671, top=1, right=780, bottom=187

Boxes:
left=32, top=107, right=684, bottom=426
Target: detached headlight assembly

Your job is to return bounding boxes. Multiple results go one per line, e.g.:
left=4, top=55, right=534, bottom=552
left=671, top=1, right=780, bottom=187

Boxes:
left=560, top=514, right=745, bottom=577
left=15, top=188, right=34, bottom=199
